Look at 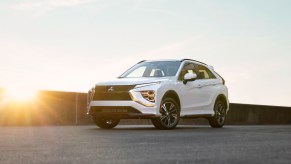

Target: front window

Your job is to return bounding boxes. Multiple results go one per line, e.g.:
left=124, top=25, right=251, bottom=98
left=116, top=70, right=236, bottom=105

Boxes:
left=178, top=63, right=196, bottom=80
left=120, top=61, right=181, bottom=78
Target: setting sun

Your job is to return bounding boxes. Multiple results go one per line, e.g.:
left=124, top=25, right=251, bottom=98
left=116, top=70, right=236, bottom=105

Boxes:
left=4, top=88, right=38, bottom=102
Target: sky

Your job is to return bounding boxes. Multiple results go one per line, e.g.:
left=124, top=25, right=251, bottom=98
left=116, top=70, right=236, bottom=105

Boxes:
left=0, top=0, right=291, bottom=106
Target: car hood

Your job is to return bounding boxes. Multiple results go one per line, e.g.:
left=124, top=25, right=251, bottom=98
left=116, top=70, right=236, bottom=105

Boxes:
left=95, top=77, right=170, bottom=86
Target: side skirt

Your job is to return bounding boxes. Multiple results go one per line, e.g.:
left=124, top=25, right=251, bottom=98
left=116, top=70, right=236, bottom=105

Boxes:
left=181, top=114, right=213, bottom=119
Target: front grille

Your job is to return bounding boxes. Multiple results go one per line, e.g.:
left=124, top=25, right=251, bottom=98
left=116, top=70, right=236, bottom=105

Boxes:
left=93, top=85, right=135, bottom=101
left=90, top=106, right=141, bottom=114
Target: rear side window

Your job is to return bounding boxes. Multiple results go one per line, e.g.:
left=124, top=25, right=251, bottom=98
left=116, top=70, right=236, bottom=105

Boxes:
left=197, top=65, right=216, bottom=79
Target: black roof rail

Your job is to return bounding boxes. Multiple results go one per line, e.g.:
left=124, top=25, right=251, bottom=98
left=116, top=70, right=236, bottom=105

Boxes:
left=181, top=59, right=207, bottom=65
left=137, top=60, right=146, bottom=64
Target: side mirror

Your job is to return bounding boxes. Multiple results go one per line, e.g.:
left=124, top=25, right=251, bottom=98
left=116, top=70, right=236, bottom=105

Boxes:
left=183, top=73, right=197, bottom=84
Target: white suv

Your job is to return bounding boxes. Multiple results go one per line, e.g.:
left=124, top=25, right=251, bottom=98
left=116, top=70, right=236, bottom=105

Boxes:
left=87, top=59, right=229, bottom=129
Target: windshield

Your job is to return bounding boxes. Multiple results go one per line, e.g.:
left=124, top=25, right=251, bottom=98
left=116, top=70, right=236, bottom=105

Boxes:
left=120, top=61, right=181, bottom=78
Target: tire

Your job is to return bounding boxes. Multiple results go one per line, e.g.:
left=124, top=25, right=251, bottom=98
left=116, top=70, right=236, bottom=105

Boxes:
left=93, top=116, right=120, bottom=129
left=151, top=97, right=180, bottom=130
left=208, top=99, right=227, bottom=128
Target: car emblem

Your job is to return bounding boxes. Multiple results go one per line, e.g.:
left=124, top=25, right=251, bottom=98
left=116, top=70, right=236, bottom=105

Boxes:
left=108, top=87, right=114, bottom=92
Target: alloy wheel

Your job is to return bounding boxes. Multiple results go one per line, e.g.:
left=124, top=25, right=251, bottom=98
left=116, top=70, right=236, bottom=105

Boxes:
left=160, top=101, right=179, bottom=127
left=215, top=102, right=226, bottom=125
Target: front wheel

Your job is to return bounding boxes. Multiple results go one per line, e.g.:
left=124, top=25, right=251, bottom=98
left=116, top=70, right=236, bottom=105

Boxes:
left=151, top=97, right=180, bottom=130
left=93, top=116, right=120, bottom=129
left=208, top=99, right=227, bottom=128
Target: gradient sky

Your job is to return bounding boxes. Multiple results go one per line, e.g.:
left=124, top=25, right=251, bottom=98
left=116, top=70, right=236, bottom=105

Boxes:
left=0, top=0, right=291, bottom=106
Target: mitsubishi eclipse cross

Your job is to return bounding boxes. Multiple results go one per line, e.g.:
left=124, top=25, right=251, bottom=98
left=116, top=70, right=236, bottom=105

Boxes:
left=87, top=59, right=229, bottom=129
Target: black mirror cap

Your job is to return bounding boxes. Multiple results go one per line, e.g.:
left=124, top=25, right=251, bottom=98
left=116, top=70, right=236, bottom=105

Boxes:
left=183, top=78, right=196, bottom=85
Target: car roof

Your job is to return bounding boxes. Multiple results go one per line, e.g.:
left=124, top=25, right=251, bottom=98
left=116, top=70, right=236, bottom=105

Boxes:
left=141, top=59, right=207, bottom=65
left=139, top=59, right=214, bottom=70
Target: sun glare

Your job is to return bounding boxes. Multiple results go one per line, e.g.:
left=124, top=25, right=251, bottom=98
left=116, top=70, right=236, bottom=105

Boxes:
left=4, top=88, right=38, bottom=102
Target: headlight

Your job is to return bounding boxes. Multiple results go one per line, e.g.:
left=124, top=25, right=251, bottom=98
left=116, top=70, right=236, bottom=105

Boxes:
left=129, top=90, right=156, bottom=107
left=140, top=90, right=155, bottom=103
left=135, top=82, right=161, bottom=88
left=87, top=87, right=95, bottom=103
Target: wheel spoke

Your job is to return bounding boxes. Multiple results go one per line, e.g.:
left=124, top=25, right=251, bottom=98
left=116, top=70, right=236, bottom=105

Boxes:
left=162, top=104, right=168, bottom=114
left=171, top=114, right=178, bottom=119
left=162, top=116, right=168, bottom=125
left=169, top=103, right=175, bottom=113
left=160, top=115, right=167, bottom=121
left=219, top=105, right=223, bottom=113
left=167, top=117, right=171, bottom=126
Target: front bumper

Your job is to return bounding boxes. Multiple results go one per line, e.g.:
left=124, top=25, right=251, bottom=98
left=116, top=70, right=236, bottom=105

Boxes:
left=87, top=100, right=159, bottom=118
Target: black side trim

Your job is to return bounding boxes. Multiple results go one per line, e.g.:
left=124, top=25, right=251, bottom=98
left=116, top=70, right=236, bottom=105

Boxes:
left=181, top=114, right=212, bottom=118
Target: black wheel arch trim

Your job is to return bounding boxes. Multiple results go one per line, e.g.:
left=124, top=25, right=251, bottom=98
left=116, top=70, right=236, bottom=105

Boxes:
left=216, top=94, right=228, bottom=109
left=162, top=90, right=181, bottom=109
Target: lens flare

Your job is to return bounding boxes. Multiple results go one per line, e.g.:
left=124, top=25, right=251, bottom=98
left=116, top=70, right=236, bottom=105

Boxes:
left=4, top=88, right=38, bottom=102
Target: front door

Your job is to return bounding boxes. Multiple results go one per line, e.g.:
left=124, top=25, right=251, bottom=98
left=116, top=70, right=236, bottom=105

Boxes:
left=177, top=63, right=219, bottom=116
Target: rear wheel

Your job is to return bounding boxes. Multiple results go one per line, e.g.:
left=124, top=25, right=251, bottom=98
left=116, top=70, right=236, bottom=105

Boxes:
left=152, top=97, right=180, bottom=130
left=208, top=99, right=226, bottom=128
left=93, top=116, right=120, bottom=129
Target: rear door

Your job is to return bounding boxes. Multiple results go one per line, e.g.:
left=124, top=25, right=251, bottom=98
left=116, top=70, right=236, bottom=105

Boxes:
left=193, top=64, right=220, bottom=112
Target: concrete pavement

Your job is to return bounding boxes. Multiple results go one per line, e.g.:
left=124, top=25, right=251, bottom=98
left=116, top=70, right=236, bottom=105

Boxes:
left=0, top=125, right=290, bottom=164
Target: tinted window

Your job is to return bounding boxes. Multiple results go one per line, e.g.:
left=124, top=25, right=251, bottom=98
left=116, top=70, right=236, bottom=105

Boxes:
left=197, top=65, right=216, bottom=79
left=178, top=63, right=196, bottom=80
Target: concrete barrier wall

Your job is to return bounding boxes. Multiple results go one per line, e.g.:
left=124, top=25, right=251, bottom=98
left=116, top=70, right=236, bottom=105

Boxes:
left=0, top=91, right=290, bottom=126
left=0, top=91, right=90, bottom=126
left=226, top=103, right=291, bottom=125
